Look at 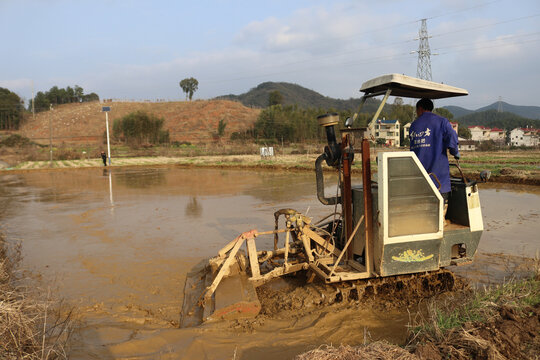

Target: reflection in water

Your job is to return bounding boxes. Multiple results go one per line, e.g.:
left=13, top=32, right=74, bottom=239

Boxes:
left=185, top=197, right=202, bottom=218
left=108, top=171, right=114, bottom=214
left=114, top=168, right=167, bottom=189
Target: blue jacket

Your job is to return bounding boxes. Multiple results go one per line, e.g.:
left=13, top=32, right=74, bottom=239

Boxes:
left=409, top=112, right=459, bottom=193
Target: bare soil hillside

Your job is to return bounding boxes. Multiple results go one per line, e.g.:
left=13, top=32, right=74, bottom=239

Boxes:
left=19, top=100, right=260, bottom=144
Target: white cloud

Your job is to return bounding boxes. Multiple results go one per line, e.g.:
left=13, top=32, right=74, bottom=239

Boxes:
left=0, top=78, right=33, bottom=93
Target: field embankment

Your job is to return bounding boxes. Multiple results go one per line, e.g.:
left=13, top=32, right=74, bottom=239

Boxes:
left=296, top=275, right=540, bottom=360
left=3, top=146, right=539, bottom=185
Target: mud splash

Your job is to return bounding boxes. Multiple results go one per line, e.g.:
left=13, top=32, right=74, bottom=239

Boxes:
left=0, top=168, right=538, bottom=359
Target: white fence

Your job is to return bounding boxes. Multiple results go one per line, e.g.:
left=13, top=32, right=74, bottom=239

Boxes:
left=260, top=147, right=274, bottom=158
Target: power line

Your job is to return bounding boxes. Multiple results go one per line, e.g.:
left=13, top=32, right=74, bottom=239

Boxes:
left=433, top=31, right=540, bottom=52
left=202, top=12, right=538, bottom=85
left=201, top=31, right=539, bottom=86
left=424, top=0, right=503, bottom=21
left=430, top=13, right=540, bottom=40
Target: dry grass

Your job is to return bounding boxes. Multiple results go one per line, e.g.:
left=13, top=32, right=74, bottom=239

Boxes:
left=294, top=343, right=418, bottom=360
left=0, top=235, right=75, bottom=359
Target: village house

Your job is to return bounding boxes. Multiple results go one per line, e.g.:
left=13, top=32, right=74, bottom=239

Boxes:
left=458, top=137, right=477, bottom=151
left=468, top=126, right=491, bottom=141
left=489, top=127, right=505, bottom=144
left=510, top=127, right=539, bottom=147
left=372, top=119, right=400, bottom=147
left=403, top=122, right=411, bottom=139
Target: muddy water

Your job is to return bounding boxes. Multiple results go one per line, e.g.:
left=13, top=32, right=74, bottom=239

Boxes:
left=0, top=168, right=539, bottom=359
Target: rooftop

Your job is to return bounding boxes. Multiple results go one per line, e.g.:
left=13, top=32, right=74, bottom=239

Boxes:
left=360, top=73, right=468, bottom=99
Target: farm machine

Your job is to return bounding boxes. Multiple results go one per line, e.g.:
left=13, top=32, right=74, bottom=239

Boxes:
left=180, top=74, right=484, bottom=327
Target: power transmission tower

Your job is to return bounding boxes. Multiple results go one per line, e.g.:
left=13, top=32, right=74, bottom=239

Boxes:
left=415, top=19, right=432, bottom=81
left=497, top=96, right=503, bottom=113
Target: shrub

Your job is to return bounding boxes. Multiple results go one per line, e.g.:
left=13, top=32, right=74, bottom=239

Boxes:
left=0, top=134, right=33, bottom=147
left=112, top=111, right=170, bottom=147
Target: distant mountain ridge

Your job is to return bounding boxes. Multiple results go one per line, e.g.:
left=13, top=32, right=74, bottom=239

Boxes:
left=444, top=101, right=540, bottom=120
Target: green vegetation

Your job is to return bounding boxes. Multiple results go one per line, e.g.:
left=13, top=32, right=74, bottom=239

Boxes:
left=112, top=111, right=170, bottom=147
left=217, top=119, right=227, bottom=138
left=179, top=77, right=199, bottom=101
left=254, top=105, right=333, bottom=142
left=28, top=85, right=99, bottom=113
left=0, top=88, right=25, bottom=130
left=216, top=81, right=382, bottom=112
left=412, top=276, right=539, bottom=339
left=457, top=109, right=539, bottom=130
left=0, top=134, right=35, bottom=147
left=268, top=90, right=284, bottom=106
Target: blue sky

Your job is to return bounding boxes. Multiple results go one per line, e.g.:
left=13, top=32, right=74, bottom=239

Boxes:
left=1, top=0, right=539, bottom=109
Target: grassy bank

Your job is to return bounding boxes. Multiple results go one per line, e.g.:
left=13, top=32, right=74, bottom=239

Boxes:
left=0, top=236, right=74, bottom=359
left=295, top=272, right=540, bottom=360
left=409, top=275, right=540, bottom=359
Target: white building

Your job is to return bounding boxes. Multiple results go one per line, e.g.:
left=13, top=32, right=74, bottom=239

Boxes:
left=468, top=126, right=491, bottom=141
left=458, top=137, right=477, bottom=151
left=373, top=119, right=400, bottom=147
left=403, top=122, right=411, bottom=139
left=510, top=128, right=539, bottom=147
left=489, top=128, right=505, bottom=143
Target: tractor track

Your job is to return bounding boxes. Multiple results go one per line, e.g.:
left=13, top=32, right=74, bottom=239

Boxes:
left=256, top=268, right=463, bottom=317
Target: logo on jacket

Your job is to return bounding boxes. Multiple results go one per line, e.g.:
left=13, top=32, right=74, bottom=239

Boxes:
left=410, top=127, right=431, bottom=138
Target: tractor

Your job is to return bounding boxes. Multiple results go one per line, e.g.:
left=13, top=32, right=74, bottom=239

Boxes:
left=180, top=74, right=483, bottom=327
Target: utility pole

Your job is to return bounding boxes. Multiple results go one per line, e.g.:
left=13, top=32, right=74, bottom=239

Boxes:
left=102, top=106, right=112, bottom=165
left=49, top=104, right=53, bottom=167
left=32, top=81, right=35, bottom=119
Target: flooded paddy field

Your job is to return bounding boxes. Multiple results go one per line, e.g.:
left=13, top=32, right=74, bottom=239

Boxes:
left=0, top=167, right=538, bottom=359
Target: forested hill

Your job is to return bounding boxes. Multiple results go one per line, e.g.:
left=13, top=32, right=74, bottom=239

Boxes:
left=215, top=81, right=539, bottom=129
left=215, top=82, right=381, bottom=112
left=445, top=102, right=540, bottom=120
left=455, top=109, right=540, bottom=129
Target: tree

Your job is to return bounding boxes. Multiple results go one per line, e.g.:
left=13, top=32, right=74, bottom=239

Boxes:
left=458, top=126, right=472, bottom=139
left=268, top=90, right=283, bottom=106
left=179, top=77, right=199, bottom=101
left=28, top=85, right=98, bottom=113
left=0, top=87, right=24, bottom=130
left=434, top=107, right=454, bottom=120
left=217, top=119, right=227, bottom=137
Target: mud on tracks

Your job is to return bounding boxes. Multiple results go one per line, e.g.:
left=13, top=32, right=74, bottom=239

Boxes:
left=254, top=269, right=464, bottom=320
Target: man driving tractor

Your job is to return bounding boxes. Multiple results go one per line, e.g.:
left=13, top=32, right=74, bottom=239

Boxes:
left=409, top=98, right=460, bottom=213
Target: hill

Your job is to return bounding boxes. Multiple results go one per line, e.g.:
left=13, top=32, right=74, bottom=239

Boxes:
left=476, top=101, right=540, bottom=119
left=443, top=106, right=473, bottom=118
left=19, top=100, right=260, bottom=144
left=216, top=82, right=381, bottom=112
left=444, top=102, right=540, bottom=120
left=455, top=109, right=540, bottom=129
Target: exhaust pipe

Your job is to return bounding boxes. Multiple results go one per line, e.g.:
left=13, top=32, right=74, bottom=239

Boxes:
left=315, top=153, right=341, bottom=205
left=316, top=113, right=342, bottom=206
